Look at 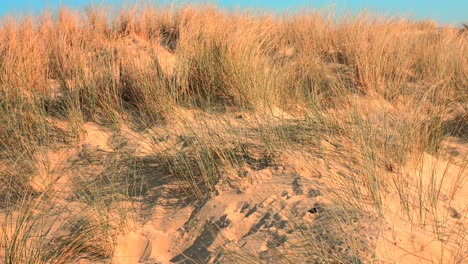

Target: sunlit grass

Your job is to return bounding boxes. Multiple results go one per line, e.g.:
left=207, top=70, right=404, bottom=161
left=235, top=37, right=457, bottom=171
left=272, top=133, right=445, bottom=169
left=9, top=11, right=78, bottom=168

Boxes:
left=0, top=3, right=466, bottom=263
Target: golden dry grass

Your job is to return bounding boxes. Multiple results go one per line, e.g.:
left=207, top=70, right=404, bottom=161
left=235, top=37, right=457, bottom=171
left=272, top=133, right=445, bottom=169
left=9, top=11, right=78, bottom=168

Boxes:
left=0, top=4, right=467, bottom=263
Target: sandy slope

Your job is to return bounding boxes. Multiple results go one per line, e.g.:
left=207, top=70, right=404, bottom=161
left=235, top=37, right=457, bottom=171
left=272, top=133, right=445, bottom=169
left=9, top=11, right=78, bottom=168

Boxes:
left=1, top=102, right=466, bottom=263
left=67, top=107, right=463, bottom=264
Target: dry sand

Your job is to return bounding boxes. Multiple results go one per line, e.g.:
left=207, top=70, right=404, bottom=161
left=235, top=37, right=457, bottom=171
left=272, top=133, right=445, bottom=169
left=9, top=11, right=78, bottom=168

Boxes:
left=10, top=104, right=461, bottom=264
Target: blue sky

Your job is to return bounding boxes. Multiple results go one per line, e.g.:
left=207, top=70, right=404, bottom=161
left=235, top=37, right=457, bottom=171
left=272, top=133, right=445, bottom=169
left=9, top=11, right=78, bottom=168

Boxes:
left=1, top=0, right=467, bottom=26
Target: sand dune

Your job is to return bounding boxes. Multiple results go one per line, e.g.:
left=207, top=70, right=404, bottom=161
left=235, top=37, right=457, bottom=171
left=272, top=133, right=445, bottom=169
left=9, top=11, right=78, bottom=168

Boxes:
left=0, top=5, right=466, bottom=264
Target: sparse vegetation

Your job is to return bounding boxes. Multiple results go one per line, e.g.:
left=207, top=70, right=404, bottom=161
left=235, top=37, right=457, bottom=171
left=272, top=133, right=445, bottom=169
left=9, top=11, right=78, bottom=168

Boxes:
left=0, top=3, right=466, bottom=263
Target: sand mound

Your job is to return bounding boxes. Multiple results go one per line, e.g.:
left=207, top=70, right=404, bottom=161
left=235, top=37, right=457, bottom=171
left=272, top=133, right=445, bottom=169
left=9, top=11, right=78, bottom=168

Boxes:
left=112, top=159, right=379, bottom=263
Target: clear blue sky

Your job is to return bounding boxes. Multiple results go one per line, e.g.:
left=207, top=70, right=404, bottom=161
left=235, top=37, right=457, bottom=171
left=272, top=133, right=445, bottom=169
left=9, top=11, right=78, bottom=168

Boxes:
left=1, top=0, right=467, bottom=26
